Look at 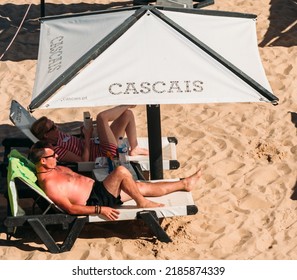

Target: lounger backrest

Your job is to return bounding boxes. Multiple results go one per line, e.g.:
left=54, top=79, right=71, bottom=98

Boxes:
left=7, top=149, right=62, bottom=216
left=9, top=99, right=39, bottom=142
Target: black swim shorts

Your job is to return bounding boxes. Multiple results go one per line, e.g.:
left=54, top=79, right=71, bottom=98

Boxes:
left=86, top=180, right=123, bottom=207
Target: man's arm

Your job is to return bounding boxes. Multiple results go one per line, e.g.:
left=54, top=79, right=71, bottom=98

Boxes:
left=44, top=183, right=120, bottom=220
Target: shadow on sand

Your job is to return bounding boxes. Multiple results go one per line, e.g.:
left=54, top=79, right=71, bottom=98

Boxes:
left=0, top=1, right=132, bottom=61
left=289, top=111, right=297, bottom=128
left=289, top=111, right=297, bottom=200
left=259, top=0, right=297, bottom=47
left=290, top=181, right=297, bottom=200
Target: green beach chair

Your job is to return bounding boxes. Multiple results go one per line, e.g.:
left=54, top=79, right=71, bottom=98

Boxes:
left=6, top=149, right=62, bottom=217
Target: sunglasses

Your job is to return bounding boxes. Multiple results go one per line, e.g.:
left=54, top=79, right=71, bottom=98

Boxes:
left=41, top=152, right=56, bottom=159
left=46, top=124, right=56, bottom=133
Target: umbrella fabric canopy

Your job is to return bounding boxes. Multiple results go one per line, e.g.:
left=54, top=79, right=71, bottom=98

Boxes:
left=29, top=6, right=278, bottom=178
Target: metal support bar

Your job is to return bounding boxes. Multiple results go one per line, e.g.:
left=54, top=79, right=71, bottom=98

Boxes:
left=60, top=217, right=88, bottom=253
left=5, top=214, right=87, bottom=253
left=137, top=210, right=172, bottom=242
left=28, top=218, right=60, bottom=253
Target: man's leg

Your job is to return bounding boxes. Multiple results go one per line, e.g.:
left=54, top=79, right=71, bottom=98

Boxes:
left=103, top=166, right=164, bottom=208
left=103, top=166, right=201, bottom=206
left=124, top=168, right=202, bottom=200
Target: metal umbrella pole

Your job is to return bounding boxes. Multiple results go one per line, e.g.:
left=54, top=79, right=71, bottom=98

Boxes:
left=146, top=104, right=164, bottom=180
left=40, top=0, right=45, bottom=17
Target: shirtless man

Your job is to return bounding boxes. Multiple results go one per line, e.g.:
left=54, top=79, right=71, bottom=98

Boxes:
left=28, top=141, right=201, bottom=220
left=30, top=105, right=148, bottom=163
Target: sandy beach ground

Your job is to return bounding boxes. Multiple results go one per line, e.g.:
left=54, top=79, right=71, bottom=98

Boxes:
left=0, top=0, right=296, bottom=260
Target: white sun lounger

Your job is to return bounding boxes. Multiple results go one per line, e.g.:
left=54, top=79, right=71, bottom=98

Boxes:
left=4, top=149, right=198, bottom=253
left=8, top=99, right=180, bottom=172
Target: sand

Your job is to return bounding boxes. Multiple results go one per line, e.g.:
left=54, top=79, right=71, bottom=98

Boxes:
left=0, top=0, right=297, bottom=260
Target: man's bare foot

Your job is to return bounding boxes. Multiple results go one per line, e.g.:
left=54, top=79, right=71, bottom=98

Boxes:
left=182, top=169, right=202, bottom=192
left=130, top=146, right=149, bottom=156
left=138, top=199, right=164, bottom=208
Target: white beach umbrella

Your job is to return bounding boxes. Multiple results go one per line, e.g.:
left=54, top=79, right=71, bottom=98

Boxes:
left=29, top=6, right=278, bottom=178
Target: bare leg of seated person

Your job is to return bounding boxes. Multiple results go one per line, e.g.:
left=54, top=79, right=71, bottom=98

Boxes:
left=96, top=105, right=149, bottom=156
left=129, top=146, right=149, bottom=156
left=103, top=166, right=202, bottom=208
left=133, top=168, right=202, bottom=198
left=103, top=166, right=164, bottom=208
